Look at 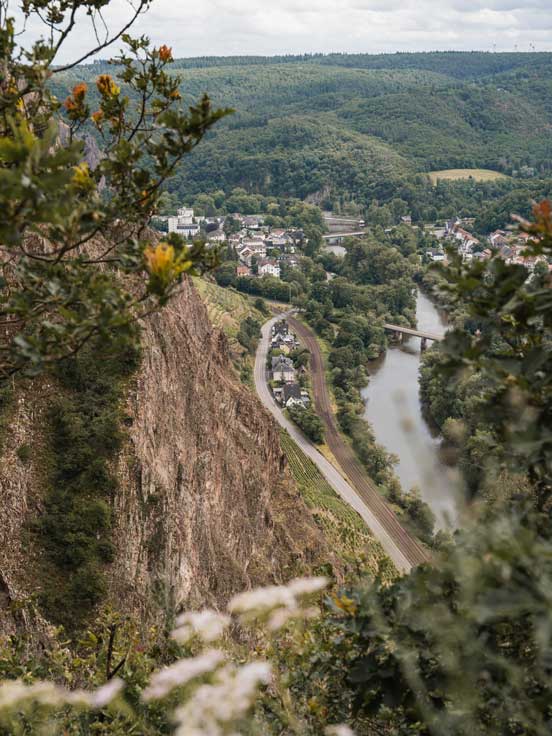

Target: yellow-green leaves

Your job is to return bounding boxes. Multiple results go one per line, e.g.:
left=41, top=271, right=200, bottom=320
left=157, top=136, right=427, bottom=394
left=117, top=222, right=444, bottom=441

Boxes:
left=96, top=74, right=121, bottom=98
left=71, top=162, right=95, bottom=193
left=144, top=242, right=193, bottom=297
left=1, top=24, right=227, bottom=381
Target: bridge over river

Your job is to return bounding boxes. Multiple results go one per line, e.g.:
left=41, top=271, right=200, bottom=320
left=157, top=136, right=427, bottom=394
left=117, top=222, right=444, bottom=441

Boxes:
left=322, top=230, right=367, bottom=244
left=384, top=323, right=444, bottom=351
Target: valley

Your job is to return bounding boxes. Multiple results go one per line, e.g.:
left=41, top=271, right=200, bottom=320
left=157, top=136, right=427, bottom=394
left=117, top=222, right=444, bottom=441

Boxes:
left=54, top=51, right=552, bottom=231
left=2, top=8, right=552, bottom=731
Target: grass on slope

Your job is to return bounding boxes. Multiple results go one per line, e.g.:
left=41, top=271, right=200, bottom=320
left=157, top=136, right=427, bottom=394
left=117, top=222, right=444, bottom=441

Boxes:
left=193, top=278, right=263, bottom=346
left=280, top=430, right=393, bottom=577
left=428, top=168, right=509, bottom=184
left=192, top=277, right=266, bottom=387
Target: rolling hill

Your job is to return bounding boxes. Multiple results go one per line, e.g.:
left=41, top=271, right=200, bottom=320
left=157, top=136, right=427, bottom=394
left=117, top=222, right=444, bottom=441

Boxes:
left=55, top=51, right=552, bottom=218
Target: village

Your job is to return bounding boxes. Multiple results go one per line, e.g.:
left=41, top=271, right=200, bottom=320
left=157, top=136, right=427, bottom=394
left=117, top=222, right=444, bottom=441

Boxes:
left=158, top=207, right=305, bottom=280
left=267, top=319, right=310, bottom=409
left=426, top=217, right=550, bottom=273
left=158, top=204, right=550, bottom=280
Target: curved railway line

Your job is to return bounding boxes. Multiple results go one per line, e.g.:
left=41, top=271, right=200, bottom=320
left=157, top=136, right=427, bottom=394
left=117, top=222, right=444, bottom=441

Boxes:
left=287, top=316, right=430, bottom=568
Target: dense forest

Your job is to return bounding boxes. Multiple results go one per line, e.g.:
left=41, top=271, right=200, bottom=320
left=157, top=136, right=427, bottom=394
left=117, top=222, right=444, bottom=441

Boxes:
left=55, top=51, right=552, bottom=228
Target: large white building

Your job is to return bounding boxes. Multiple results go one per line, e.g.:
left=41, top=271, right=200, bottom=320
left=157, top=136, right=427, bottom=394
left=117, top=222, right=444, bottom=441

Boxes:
left=176, top=207, right=194, bottom=224
left=168, top=208, right=200, bottom=238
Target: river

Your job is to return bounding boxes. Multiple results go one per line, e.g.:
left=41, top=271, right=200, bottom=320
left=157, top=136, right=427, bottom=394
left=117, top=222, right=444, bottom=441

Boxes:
left=361, top=289, right=460, bottom=528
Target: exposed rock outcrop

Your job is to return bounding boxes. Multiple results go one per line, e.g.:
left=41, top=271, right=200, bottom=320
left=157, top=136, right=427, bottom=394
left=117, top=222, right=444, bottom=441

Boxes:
left=0, top=277, right=327, bottom=635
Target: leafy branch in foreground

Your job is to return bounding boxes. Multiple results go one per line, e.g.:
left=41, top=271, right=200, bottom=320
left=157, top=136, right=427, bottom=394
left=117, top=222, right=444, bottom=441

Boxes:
left=0, top=2, right=232, bottom=380
left=433, top=200, right=552, bottom=507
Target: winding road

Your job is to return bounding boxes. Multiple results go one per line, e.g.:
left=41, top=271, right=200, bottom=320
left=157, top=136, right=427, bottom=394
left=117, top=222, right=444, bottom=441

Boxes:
left=254, top=314, right=430, bottom=572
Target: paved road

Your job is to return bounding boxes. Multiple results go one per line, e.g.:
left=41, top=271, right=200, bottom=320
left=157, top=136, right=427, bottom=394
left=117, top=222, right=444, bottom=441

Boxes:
left=287, top=316, right=430, bottom=568
left=254, top=315, right=424, bottom=573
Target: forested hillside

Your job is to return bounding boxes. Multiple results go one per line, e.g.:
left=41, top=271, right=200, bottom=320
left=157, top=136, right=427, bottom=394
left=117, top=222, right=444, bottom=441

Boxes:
left=55, top=51, right=552, bottom=224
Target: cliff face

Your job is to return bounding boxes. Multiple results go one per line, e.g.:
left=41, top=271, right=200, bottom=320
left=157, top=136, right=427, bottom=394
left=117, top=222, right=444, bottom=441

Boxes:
left=109, top=277, right=326, bottom=619
left=0, top=277, right=326, bottom=635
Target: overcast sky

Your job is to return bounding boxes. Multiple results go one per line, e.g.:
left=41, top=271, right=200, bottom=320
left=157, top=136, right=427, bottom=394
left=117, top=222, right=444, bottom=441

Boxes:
left=12, top=0, right=552, bottom=62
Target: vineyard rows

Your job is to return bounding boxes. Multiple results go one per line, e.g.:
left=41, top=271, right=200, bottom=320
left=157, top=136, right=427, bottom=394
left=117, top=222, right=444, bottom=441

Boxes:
left=280, top=430, right=386, bottom=566
left=193, top=278, right=263, bottom=350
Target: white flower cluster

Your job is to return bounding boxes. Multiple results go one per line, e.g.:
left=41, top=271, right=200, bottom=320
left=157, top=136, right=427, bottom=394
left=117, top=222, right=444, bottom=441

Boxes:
left=142, top=650, right=226, bottom=701
left=325, top=725, right=356, bottom=736
left=173, top=661, right=272, bottom=736
left=228, top=576, right=328, bottom=630
left=172, top=610, right=230, bottom=645
left=0, top=577, right=330, bottom=735
left=0, top=677, right=123, bottom=712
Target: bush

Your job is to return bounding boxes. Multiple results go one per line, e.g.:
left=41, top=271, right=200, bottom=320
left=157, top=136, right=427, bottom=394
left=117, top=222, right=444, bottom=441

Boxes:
left=237, top=316, right=261, bottom=354
left=254, top=297, right=270, bottom=315
left=16, top=444, right=31, bottom=464
left=288, top=404, right=324, bottom=444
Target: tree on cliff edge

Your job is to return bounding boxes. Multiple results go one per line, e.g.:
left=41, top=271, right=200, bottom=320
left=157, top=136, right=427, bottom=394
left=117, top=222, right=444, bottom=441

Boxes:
left=0, top=0, right=230, bottom=382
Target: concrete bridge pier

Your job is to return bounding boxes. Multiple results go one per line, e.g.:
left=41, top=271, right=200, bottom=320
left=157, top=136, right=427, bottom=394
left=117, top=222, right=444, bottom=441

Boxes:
left=420, top=337, right=428, bottom=351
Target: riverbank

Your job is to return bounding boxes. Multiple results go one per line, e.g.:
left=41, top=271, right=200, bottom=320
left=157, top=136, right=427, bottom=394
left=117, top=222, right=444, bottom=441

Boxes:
left=286, top=316, right=430, bottom=567
left=363, top=289, right=460, bottom=529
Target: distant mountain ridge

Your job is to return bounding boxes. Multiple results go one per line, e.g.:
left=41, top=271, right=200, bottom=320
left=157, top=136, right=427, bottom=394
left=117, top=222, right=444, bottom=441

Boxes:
left=52, top=51, right=552, bottom=219
left=82, top=50, right=552, bottom=78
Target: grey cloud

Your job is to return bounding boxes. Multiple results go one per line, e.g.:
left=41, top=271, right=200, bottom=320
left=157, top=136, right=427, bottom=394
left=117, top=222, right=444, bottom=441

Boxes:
left=12, top=0, right=552, bottom=62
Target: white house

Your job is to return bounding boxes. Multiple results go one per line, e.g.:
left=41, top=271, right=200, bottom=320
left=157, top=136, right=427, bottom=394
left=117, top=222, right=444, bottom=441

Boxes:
left=168, top=219, right=200, bottom=238
left=168, top=207, right=201, bottom=238
left=243, top=215, right=264, bottom=230
left=272, top=355, right=296, bottom=383
left=282, top=383, right=305, bottom=408
left=426, top=249, right=445, bottom=262
left=207, top=229, right=226, bottom=244
left=176, top=207, right=194, bottom=224
left=258, top=259, right=280, bottom=278
left=271, top=235, right=294, bottom=252
left=237, top=246, right=255, bottom=266
left=489, top=230, right=508, bottom=248
left=239, top=239, right=266, bottom=260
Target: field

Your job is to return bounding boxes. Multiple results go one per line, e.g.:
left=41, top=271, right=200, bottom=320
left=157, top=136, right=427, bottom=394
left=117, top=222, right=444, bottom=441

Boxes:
left=427, top=168, right=509, bottom=184
left=280, top=430, right=393, bottom=576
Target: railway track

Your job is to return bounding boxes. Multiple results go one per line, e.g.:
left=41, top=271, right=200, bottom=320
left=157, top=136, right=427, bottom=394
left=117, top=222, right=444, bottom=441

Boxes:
left=288, top=316, right=430, bottom=568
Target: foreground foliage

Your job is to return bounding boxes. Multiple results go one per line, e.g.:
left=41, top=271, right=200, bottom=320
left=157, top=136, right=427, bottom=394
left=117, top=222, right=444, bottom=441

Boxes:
left=0, top=0, right=228, bottom=381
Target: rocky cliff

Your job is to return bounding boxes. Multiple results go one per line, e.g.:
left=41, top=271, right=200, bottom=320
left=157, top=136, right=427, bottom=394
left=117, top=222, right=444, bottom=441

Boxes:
left=0, top=277, right=327, bottom=636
